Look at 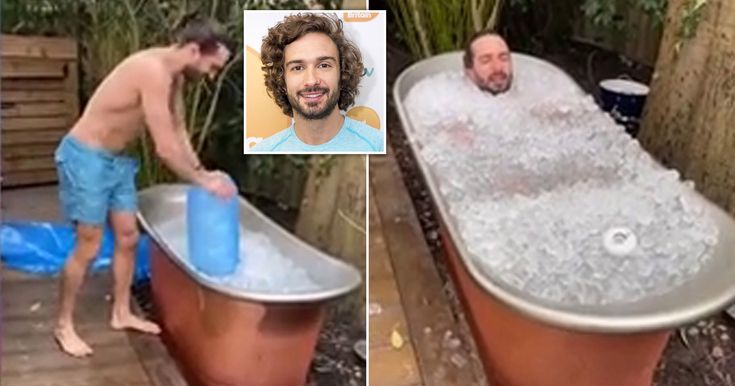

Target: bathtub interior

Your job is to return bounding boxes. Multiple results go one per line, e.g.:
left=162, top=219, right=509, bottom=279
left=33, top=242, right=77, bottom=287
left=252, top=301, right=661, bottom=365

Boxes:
left=136, top=184, right=362, bottom=303
left=393, top=51, right=735, bottom=332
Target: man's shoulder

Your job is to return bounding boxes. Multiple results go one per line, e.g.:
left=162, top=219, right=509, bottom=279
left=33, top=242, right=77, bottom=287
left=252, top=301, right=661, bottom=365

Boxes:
left=250, top=127, right=294, bottom=152
left=122, top=50, right=173, bottom=83
left=343, top=117, right=384, bottom=152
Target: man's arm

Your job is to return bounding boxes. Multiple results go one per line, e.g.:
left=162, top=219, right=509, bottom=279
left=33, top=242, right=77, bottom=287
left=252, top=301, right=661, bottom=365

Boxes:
left=140, top=64, right=207, bottom=185
left=172, top=77, right=202, bottom=169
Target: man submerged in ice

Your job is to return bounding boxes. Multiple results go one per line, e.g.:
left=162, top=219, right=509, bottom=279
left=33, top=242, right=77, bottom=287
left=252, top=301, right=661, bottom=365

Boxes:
left=425, top=30, right=515, bottom=147
left=464, top=29, right=588, bottom=106
left=463, top=30, right=513, bottom=95
left=427, top=30, right=586, bottom=147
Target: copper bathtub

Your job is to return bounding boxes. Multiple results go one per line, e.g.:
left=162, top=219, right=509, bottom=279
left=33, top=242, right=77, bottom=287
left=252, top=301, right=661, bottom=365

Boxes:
left=393, top=52, right=735, bottom=386
left=137, top=184, right=362, bottom=386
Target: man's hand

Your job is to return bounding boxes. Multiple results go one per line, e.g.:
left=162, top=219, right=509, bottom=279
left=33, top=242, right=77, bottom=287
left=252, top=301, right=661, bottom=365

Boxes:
left=199, top=171, right=237, bottom=199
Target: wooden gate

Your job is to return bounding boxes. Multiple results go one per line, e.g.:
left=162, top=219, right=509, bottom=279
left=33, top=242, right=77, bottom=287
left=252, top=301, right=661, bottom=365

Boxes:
left=1, top=34, right=79, bottom=187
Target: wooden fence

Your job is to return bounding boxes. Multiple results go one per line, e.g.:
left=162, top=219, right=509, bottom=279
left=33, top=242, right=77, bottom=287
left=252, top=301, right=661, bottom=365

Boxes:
left=1, top=34, right=79, bottom=187
left=573, top=4, right=663, bottom=67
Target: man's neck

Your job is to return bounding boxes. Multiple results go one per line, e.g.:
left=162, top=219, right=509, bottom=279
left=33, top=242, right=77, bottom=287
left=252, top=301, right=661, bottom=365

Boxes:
left=161, top=46, right=189, bottom=74
left=292, top=109, right=344, bottom=146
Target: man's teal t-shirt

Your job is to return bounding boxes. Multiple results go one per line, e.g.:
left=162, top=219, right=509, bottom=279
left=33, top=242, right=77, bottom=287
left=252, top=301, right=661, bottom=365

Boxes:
left=251, top=115, right=383, bottom=153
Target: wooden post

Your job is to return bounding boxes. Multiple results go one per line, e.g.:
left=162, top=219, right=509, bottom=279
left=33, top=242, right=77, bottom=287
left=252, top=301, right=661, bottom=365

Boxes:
left=295, top=155, right=367, bottom=321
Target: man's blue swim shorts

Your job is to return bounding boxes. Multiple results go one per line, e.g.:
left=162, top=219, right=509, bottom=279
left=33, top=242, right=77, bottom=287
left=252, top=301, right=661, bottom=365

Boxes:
left=54, top=134, right=139, bottom=226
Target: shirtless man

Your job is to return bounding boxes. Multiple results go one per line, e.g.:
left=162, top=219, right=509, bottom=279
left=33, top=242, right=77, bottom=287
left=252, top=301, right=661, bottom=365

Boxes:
left=53, top=16, right=236, bottom=357
left=464, top=30, right=513, bottom=95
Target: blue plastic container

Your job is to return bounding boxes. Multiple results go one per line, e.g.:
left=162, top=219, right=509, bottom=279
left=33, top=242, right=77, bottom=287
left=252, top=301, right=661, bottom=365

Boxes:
left=186, top=183, right=240, bottom=276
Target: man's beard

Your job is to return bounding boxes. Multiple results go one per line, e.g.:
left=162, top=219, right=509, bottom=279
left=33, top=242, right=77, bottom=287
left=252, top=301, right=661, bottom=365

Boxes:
left=183, top=66, right=203, bottom=80
left=479, top=72, right=513, bottom=95
left=288, top=86, right=340, bottom=120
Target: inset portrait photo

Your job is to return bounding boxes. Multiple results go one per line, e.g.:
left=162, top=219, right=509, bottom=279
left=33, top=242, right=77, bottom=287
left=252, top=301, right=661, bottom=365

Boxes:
left=243, top=10, right=386, bottom=154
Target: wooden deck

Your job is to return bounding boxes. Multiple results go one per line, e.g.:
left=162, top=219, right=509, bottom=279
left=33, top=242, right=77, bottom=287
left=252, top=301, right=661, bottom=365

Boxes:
left=368, top=187, right=422, bottom=385
left=0, top=185, right=186, bottom=386
left=1, top=269, right=184, bottom=386
left=368, top=148, right=488, bottom=386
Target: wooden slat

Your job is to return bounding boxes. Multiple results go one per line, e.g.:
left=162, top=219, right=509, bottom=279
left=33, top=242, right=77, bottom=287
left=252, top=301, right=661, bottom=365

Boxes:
left=369, top=345, right=423, bottom=386
left=0, top=35, right=77, bottom=60
left=2, top=156, right=55, bottom=172
left=369, top=185, right=422, bottom=386
left=127, top=302, right=189, bottom=386
left=370, top=275, right=403, bottom=313
left=2, top=90, right=70, bottom=103
left=3, top=358, right=150, bottom=386
left=2, top=79, right=66, bottom=91
left=2, top=58, right=68, bottom=79
left=0, top=185, right=61, bottom=222
left=2, top=351, right=151, bottom=385
left=369, top=306, right=412, bottom=349
left=2, top=102, right=69, bottom=118
left=369, top=220, right=396, bottom=282
left=0, top=275, right=111, bottom=325
left=2, top=169, right=58, bottom=186
left=370, top=146, right=488, bottom=386
left=2, top=144, right=58, bottom=159
left=2, top=116, right=70, bottom=131
left=64, top=61, right=80, bottom=115
left=0, top=269, right=154, bottom=386
left=3, top=328, right=128, bottom=360
left=2, top=129, right=65, bottom=145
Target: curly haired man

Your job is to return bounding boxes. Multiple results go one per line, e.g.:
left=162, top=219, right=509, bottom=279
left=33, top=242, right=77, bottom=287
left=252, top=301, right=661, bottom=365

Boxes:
left=252, top=13, right=382, bottom=152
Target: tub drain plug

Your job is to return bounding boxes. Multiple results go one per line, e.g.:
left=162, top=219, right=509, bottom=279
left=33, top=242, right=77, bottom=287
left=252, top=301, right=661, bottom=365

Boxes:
left=603, top=227, right=637, bottom=256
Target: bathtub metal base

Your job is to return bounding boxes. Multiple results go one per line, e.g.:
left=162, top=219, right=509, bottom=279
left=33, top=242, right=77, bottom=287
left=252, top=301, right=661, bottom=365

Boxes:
left=439, top=226, right=670, bottom=386
left=151, top=243, right=325, bottom=386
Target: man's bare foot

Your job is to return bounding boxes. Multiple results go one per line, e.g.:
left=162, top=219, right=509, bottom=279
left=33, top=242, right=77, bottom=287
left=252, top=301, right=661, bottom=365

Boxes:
left=110, top=312, right=161, bottom=334
left=54, top=325, right=93, bottom=357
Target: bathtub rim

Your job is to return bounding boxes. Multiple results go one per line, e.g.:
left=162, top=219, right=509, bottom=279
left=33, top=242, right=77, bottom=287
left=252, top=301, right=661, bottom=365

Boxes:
left=392, top=50, right=735, bottom=334
left=136, top=183, right=362, bottom=304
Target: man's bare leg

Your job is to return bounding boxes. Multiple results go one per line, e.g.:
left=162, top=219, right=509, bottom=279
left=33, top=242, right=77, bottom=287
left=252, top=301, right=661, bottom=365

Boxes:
left=55, top=224, right=103, bottom=357
left=108, top=211, right=161, bottom=334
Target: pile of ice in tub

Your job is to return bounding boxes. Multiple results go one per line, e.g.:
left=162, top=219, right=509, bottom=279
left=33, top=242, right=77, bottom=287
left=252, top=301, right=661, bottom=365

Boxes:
left=156, top=182, right=320, bottom=294
left=404, top=68, right=718, bottom=305
left=158, top=220, right=320, bottom=293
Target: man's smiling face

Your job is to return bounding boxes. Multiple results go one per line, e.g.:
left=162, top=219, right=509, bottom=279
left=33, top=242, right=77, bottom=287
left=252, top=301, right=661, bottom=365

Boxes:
left=284, top=32, right=341, bottom=120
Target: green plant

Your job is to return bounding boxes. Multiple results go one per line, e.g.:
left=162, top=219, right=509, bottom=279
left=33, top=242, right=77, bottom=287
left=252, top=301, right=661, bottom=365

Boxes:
left=70, top=0, right=249, bottom=188
left=674, top=0, right=708, bottom=54
left=581, top=0, right=667, bottom=28
left=1, top=0, right=78, bottom=36
left=2, top=0, right=341, bottom=203
left=388, top=0, right=505, bottom=59
left=388, top=0, right=671, bottom=60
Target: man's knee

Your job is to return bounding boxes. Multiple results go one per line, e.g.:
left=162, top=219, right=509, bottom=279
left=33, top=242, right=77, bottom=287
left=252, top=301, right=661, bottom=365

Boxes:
left=75, top=226, right=103, bottom=261
left=116, top=227, right=139, bottom=251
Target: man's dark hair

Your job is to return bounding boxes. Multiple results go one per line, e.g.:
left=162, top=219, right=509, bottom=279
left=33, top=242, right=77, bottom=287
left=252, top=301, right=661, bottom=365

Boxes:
left=174, top=14, right=232, bottom=55
left=261, top=13, right=364, bottom=117
left=463, top=29, right=503, bottom=69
